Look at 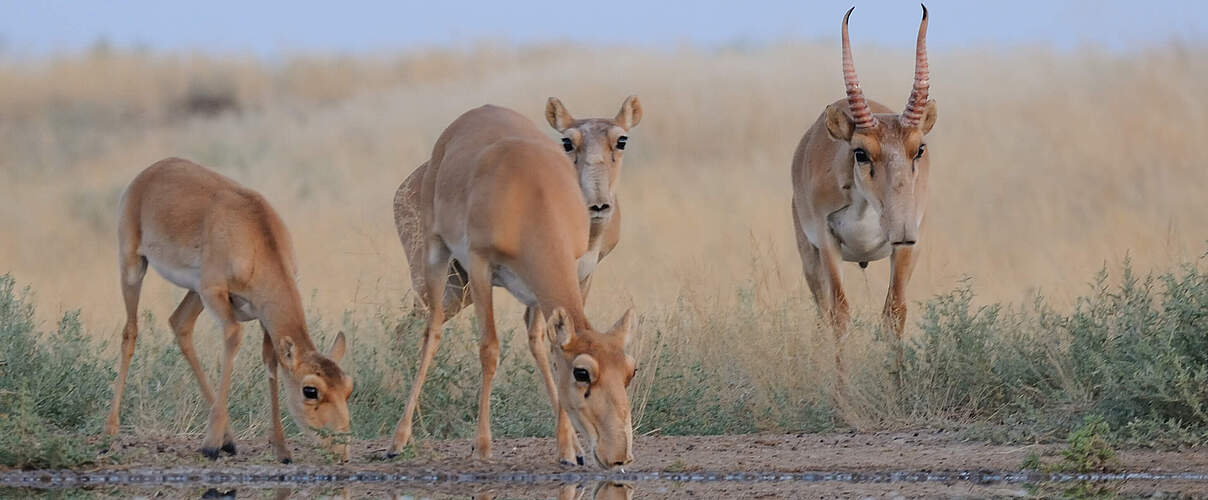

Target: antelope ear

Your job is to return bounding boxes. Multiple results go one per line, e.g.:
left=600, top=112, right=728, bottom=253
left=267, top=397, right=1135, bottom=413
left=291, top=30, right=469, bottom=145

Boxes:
left=615, top=95, right=642, bottom=130
left=546, top=97, right=574, bottom=132
left=608, top=308, right=636, bottom=349
left=547, top=307, right=576, bottom=349
left=278, top=337, right=299, bottom=369
left=825, top=104, right=854, bottom=141
left=328, top=331, right=347, bottom=362
left=920, top=100, right=938, bottom=135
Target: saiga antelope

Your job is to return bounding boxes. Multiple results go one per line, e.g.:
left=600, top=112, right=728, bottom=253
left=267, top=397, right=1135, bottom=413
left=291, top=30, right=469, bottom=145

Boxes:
left=791, top=6, right=937, bottom=386
left=393, top=96, right=641, bottom=319
left=105, top=158, right=354, bottom=462
left=388, top=105, right=638, bottom=469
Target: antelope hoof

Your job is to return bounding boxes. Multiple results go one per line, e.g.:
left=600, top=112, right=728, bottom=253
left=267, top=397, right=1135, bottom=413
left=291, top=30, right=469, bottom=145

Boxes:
left=280, top=457, right=292, bottom=465
left=274, top=447, right=292, bottom=464
left=220, top=440, right=237, bottom=456
left=385, top=445, right=405, bottom=459
left=471, top=444, right=491, bottom=460
left=558, top=455, right=585, bottom=466
left=201, top=447, right=221, bottom=460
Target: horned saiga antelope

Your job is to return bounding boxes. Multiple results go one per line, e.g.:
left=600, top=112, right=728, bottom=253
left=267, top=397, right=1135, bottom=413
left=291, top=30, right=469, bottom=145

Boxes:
left=394, top=96, right=641, bottom=318
left=105, top=158, right=354, bottom=462
left=388, top=105, right=638, bottom=469
left=791, top=6, right=937, bottom=386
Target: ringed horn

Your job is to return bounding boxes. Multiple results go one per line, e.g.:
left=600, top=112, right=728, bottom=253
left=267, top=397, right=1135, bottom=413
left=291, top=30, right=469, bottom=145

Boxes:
left=901, top=4, right=931, bottom=127
left=841, top=7, right=876, bottom=130
left=841, top=5, right=932, bottom=130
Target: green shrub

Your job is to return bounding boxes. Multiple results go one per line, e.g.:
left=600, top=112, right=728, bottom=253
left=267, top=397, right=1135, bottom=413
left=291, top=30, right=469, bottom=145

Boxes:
left=900, top=258, right=1208, bottom=444
left=899, top=281, right=1070, bottom=439
left=0, top=274, right=109, bottom=468
left=1068, top=263, right=1208, bottom=435
left=0, top=391, right=100, bottom=469
left=1020, top=417, right=1121, bottom=499
left=638, top=344, right=758, bottom=435
left=1061, top=417, right=1117, bottom=473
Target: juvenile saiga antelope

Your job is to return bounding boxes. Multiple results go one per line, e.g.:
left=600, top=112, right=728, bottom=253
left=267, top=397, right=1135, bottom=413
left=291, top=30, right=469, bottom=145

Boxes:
left=388, top=105, right=638, bottom=469
left=791, top=6, right=937, bottom=385
left=393, top=96, right=641, bottom=318
left=105, top=158, right=354, bottom=462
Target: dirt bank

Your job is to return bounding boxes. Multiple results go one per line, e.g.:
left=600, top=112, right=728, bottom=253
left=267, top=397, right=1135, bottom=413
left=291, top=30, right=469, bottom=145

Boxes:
left=7, top=430, right=1208, bottom=498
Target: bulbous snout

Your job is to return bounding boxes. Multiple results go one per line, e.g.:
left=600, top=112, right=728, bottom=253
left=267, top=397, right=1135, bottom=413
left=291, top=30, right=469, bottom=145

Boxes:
left=613, top=453, right=635, bottom=468
left=594, top=419, right=634, bottom=470
left=575, top=409, right=634, bottom=470
left=319, top=434, right=351, bottom=462
left=578, top=160, right=616, bottom=223
left=888, top=222, right=918, bottom=247
left=883, top=192, right=919, bottom=247
left=331, top=442, right=350, bottom=462
left=593, top=447, right=634, bottom=470
left=588, top=202, right=613, bottom=221
left=315, top=407, right=351, bottom=462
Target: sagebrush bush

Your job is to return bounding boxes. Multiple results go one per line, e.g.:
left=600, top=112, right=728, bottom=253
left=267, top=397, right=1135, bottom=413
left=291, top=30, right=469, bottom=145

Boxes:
left=1069, top=263, right=1208, bottom=438
left=900, top=283, right=1070, bottom=435
left=0, top=274, right=112, bottom=468
left=899, top=258, right=1208, bottom=444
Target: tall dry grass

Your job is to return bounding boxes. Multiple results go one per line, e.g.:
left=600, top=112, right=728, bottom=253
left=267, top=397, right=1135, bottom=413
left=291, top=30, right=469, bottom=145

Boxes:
left=2, top=42, right=1207, bottom=437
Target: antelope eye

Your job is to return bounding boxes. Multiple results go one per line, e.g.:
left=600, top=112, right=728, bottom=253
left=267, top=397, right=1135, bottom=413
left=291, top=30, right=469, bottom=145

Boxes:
left=561, top=137, right=574, bottom=152
left=852, top=148, right=870, bottom=164
left=572, top=368, right=591, bottom=383
left=302, top=386, right=319, bottom=400
left=915, top=144, right=926, bottom=159
left=616, top=135, right=628, bottom=150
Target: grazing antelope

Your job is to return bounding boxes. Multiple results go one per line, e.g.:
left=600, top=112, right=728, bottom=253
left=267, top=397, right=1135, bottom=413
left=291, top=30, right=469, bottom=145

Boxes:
left=393, top=96, right=641, bottom=319
left=791, top=6, right=937, bottom=385
left=388, top=105, right=638, bottom=469
left=105, top=158, right=354, bottom=462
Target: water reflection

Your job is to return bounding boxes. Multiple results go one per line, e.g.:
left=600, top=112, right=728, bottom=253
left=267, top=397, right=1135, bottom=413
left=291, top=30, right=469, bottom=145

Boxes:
left=556, top=482, right=634, bottom=500
left=10, top=468, right=1201, bottom=498
left=196, top=487, right=350, bottom=499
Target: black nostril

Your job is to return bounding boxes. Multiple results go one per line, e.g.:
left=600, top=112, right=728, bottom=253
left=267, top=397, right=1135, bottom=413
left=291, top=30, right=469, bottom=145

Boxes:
left=893, top=240, right=917, bottom=246
left=613, top=461, right=625, bottom=466
left=589, top=204, right=611, bottom=212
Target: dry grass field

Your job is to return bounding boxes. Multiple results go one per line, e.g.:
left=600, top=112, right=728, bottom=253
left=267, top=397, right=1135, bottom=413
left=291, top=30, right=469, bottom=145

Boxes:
left=4, top=42, right=1206, bottom=327
left=2, top=41, right=1208, bottom=468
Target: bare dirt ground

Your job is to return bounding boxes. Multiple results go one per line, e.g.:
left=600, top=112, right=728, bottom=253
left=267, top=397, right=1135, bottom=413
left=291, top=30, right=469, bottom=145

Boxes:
left=8, top=430, right=1208, bottom=498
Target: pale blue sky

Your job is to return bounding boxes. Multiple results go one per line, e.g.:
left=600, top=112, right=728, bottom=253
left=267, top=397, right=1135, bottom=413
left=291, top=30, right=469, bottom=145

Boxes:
left=2, top=0, right=1205, bottom=56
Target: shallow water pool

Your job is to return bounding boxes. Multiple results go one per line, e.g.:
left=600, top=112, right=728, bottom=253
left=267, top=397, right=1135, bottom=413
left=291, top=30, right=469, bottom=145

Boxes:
left=6, top=467, right=1208, bottom=498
